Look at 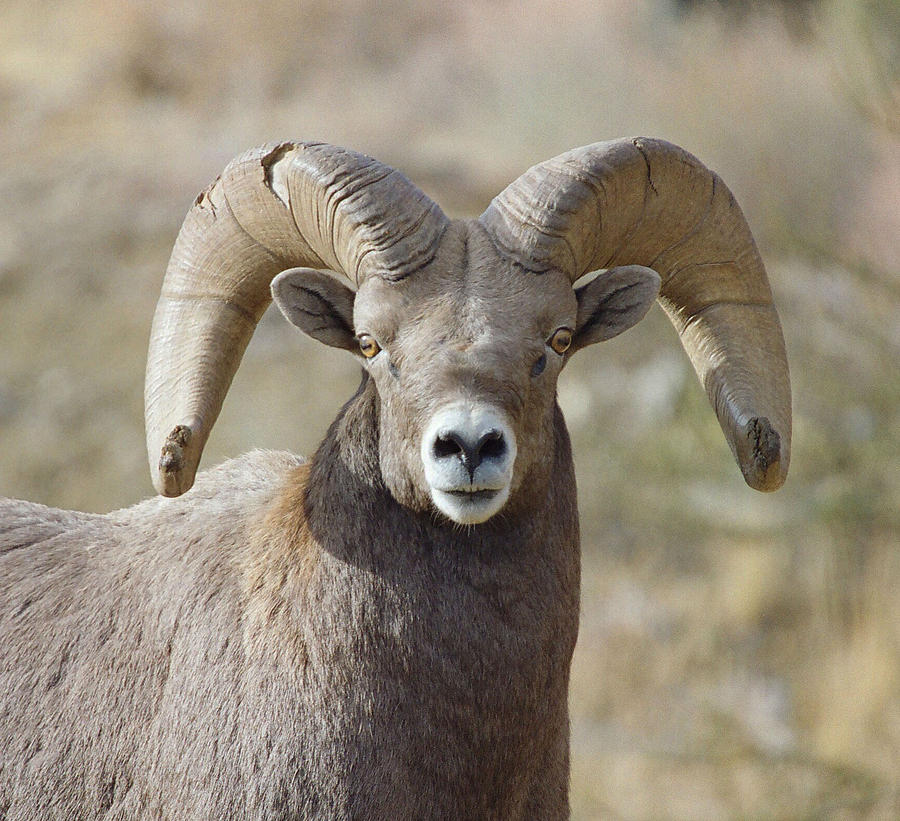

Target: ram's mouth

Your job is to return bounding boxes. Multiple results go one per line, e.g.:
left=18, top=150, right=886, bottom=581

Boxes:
left=430, top=485, right=510, bottom=525
left=445, top=488, right=500, bottom=502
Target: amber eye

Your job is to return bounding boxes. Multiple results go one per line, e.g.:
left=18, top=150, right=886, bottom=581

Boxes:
left=357, top=334, right=381, bottom=358
left=548, top=327, right=573, bottom=355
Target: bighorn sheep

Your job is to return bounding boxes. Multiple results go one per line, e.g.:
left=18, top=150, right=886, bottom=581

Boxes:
left=0, top=138, right=790, bottom=819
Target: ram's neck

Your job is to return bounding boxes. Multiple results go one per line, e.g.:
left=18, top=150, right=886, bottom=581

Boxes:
left=302, top=373, right=579, bottom=568
left=248, top=374, right=581, bottom=816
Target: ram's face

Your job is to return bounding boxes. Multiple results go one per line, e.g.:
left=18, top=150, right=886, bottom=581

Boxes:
left=146, top=140, right=789, bottom=503
left=351, top=222, right=578, bottom=524
left=272, top=220, right=659, bottom=526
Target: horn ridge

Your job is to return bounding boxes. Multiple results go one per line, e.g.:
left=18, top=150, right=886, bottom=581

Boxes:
left=145, top=141, right=447, bottom=496
left=480, top=137, right=791, bottom=491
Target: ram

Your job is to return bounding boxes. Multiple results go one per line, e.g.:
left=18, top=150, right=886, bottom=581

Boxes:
left=0, top=138, right=790, bottom=819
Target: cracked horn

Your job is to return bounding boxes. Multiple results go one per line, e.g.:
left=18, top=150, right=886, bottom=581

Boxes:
left=144, top=142, right=448, bottom=496
left=479, top=137, right=791, bottom=491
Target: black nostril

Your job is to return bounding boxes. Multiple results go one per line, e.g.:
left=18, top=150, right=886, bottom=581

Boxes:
left=477, top=430, right=506, bottom=462
left=432, top=429, right=506, bottom=477
left=434, top=433, right=465, bottom=461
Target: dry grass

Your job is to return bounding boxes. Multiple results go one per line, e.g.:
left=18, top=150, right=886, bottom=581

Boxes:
left=1, top=0, right=898, bottom=816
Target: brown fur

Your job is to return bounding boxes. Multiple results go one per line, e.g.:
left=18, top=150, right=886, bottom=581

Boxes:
left=1, top=382, right=579, bottom=818
left=1, top=219, right=658, bottom=820
left=241, top=461, right=320, bottom=663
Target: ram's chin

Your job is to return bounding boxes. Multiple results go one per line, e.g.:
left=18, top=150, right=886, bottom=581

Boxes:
left=430, top=486, right=510, bottom=526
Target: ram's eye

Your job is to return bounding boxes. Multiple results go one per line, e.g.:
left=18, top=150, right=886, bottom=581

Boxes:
left=357, top=334, right=381, bottom=358
left=548, top=327, right=573, bottom=355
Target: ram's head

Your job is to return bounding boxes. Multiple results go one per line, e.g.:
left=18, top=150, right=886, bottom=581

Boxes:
left=145, top=140, right=791, bottom=523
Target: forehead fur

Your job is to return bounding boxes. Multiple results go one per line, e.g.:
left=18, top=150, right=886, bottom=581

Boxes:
left=353, top=219, right=577, bottom=340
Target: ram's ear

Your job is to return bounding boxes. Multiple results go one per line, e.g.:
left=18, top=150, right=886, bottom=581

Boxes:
left=271, top=268, right=357, bottom=351
left=571, top=265, right=661, bottom=352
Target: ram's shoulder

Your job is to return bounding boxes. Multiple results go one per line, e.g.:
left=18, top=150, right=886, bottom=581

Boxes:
left=0, top=451, right=305, bottom=567
left=0, top=498, right=102, bottom=555
left=112, top=450, right=306, bottom=526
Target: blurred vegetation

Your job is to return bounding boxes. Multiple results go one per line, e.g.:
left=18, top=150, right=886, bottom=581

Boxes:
left=1, top=0, right=898, bottom=817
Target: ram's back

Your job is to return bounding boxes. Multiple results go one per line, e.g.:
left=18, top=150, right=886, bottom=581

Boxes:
left=0, top=450, right=305, bottom=819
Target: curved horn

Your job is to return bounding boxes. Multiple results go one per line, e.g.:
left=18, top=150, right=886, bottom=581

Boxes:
left=145, top=142, right=447, bottom=496
left=480, top=137, right=791, bottom=491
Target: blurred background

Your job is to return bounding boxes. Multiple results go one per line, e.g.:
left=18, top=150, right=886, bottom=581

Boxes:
left=1, top=0, right=897, bottom=816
